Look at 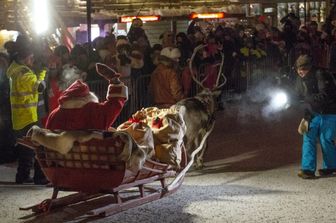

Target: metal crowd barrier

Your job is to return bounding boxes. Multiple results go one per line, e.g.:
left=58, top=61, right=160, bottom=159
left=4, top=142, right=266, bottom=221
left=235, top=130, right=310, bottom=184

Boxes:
left=87, top=75, right=153, bottom=127
left=195, top=57, right=278, bottom=98
left=87, top=47, right=333, bottom=125
left=87, top=58, right=285, bottom=126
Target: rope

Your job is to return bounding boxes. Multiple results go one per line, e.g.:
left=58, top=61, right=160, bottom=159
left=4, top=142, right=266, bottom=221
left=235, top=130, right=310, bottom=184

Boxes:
left=166, top=122, right=216, bottom=191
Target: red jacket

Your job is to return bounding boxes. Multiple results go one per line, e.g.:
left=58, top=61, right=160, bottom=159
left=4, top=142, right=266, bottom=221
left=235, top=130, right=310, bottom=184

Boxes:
left=45, top=80, right=127, bottom=130
left=45, top=99, right=125, bottom=130
left=48, top=78, right=63, bottom=113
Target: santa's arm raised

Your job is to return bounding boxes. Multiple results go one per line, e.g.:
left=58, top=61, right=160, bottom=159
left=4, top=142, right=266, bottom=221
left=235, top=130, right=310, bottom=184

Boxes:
left=95, top=63, right=129, bottom=129
left=45, top=63, right=129, bottom=131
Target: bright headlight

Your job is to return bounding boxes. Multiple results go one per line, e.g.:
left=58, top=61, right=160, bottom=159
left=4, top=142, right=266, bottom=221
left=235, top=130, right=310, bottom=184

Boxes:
left=270, top=90, right=288, bottom=110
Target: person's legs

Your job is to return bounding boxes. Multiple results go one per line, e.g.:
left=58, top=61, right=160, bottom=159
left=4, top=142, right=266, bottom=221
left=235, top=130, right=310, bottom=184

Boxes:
left=319, top=115, right=336, bottom=170
left=15, top=145, right=34, bottom=183
left=14, top=124, right=35, bottom=183
left=301, top=115, right=320, bottom=172
left=14, top=123, right=35, bottom=183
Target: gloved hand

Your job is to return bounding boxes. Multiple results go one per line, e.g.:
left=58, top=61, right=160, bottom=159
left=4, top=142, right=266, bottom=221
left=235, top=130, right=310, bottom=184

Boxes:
left=95, top=63, right=120, bottom=81
left=298, top=118, right=309, bottom=135
left=110, top=77, right=121, bottom=85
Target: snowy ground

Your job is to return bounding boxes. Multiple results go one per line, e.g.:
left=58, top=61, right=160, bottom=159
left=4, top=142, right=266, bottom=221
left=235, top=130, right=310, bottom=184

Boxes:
left=1, top=103, right=335, bottom=223
left=1, top=160, right=335, bottom=223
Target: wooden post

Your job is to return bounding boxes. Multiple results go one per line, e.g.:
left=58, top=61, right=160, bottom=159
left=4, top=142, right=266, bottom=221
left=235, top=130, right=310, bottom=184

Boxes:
left=171, top=20, right=177, bottom=34
left=304, top=0, right=307, bottom=25
left=14, top=0, right=18, bottom=31
left=98, top=22, right=105, bottom=37
left=87, top=0, right=92, bottom=45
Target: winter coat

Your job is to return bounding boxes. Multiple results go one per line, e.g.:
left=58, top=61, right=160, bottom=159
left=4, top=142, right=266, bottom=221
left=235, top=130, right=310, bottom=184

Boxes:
left=48, top=77, right=63, bottom=113
left=149, top=57, right=184, bottom=108
left=0, top=57, right=10, bottom=121
left=181, top=66, right=197, bottom=97
left=329, top=42, right=336, bottom=72
left=45, top=83, right=127, bottom=131
left=6, top=61, right=46, bottom=130
left=295, top=68, right=336, bottom=115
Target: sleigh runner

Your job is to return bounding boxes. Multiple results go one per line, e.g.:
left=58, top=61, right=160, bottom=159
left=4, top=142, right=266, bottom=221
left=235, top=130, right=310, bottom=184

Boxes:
left=17, top=130, right=189, bottom=216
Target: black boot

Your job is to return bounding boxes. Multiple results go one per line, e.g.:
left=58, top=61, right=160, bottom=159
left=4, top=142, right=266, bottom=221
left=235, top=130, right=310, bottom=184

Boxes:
left=297, top=170, right=316, bottom=179
left=318, top=169, right=336, bottom=176
left=33, top=160, right=49, bottom=185
left=16, top=145, right=34, bottom=184
left=15, top=174, right=33, bottom=184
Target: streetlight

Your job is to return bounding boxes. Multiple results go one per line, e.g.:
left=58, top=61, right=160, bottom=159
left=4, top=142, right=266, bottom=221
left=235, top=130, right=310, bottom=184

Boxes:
left=32, top=0, right=49, bottom=35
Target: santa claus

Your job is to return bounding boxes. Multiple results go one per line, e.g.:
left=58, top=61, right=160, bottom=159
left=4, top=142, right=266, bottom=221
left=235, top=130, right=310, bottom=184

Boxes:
left=45, top=64, right=128, bottom=130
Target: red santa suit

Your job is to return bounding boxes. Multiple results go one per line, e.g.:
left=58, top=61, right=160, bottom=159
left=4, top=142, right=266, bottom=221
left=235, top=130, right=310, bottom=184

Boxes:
left=45, top=80, right=128, bottom=130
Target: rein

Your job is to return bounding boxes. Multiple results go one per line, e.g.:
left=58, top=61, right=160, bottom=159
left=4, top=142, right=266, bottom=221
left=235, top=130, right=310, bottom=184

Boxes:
left=166, top=121, right=216, bottom=191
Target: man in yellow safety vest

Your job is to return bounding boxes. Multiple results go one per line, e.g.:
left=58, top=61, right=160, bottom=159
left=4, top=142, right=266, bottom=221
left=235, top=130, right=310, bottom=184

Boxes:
left=7, top=43, right=48, bottom=185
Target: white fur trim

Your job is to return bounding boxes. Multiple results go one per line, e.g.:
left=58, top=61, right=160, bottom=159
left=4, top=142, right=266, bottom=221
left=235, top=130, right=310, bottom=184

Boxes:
left=107, top=84, right=128, bottom=100
left=160, top=47, right=181, bottom=61
left=28, top=125, right=100, bottom=155
left=60, top=92, right=99, bottom=109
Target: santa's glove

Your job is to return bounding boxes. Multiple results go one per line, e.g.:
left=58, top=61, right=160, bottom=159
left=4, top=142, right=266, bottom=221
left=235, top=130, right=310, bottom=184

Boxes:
left=110, top=77, right=121, bottom=85
left=107, top=80, right=128, bottom=101
left=298, top=118, right=309, bottom=135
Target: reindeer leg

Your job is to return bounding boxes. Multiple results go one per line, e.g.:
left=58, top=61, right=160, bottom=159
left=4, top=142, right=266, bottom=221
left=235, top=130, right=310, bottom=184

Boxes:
left=196, top=140, right=208, bottom=169
left=194, top=135, right=206, bottom=170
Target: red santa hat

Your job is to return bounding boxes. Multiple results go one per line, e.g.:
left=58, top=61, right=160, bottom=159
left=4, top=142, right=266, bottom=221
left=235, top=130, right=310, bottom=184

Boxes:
left=58, top=80, right=90, bottom=104
left=58, top=79, right=127, bottom=109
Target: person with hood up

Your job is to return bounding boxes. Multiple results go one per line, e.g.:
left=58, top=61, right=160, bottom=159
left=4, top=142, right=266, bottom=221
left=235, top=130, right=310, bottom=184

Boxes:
left=295, top=55, right=336, bottom=179
left=149, top=47, right=184, bottom=108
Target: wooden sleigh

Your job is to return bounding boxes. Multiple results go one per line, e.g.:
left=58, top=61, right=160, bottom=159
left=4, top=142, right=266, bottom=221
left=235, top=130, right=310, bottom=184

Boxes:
left=16, top=126, right=213, bottom=217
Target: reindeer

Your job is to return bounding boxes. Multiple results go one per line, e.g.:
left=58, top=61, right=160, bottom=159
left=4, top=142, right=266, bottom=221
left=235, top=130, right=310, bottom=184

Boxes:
left=172, top=44, right=226, bottom=169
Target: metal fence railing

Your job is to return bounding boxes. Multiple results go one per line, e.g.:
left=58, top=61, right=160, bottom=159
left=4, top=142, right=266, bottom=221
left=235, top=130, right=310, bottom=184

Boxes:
left=87, top=75, right=154, bottom=126
left=87, top=52, right=316, bottom=125
left=87, top=59, right=284, bottom=121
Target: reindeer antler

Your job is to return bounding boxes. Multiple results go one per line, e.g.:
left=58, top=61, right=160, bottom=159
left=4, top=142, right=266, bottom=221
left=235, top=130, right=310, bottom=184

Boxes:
left=189, top=44, right=227, bottom=91
left=189, top=44, right=207, bottom=90
left=214, top=52, right=227, bottom=90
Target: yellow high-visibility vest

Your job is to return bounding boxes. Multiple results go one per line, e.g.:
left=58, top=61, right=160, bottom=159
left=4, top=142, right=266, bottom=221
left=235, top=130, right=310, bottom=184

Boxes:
left=6, top=61, right=46, bottom=130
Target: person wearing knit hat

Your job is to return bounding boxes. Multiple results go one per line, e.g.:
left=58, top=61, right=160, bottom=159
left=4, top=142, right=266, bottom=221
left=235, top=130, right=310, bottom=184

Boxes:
left=295, top=54, right=336, bottom=179
left=295, top=55, right=312, bottom=73
left=45, top=63, right=128, bottom=131
left=7, top=38, right=48, bottom=185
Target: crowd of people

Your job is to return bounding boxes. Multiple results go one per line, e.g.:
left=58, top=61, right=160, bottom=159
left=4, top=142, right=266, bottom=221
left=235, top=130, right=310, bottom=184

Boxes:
left=1, top=12, right=336, bottom=183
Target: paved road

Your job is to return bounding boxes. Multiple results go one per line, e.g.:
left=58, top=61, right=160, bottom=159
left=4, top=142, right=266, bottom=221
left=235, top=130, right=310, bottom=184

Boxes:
left=1, top=103, right=335, bottom=223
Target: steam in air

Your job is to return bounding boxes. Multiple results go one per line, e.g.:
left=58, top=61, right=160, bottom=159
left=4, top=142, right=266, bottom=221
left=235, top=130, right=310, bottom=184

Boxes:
left=224, top=77, right=291, bottom=122
left=59, top=64, right=85, bottom=90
